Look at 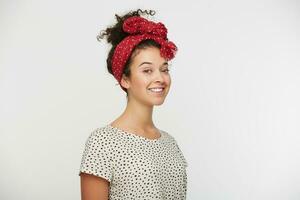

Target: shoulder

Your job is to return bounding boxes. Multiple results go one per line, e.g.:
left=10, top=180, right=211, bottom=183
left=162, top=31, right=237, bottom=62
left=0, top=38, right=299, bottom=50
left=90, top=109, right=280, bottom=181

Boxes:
left=162, top=130, right=188, bottom=167
left=159, top=129, right=182, bottom=148
left=89, top=126, right=110, bottom=138
left=159, top=128, right=176, bottom=141
left=84, top=125, right=114, bottom=147
left=160, top=129, right=183, bottom=151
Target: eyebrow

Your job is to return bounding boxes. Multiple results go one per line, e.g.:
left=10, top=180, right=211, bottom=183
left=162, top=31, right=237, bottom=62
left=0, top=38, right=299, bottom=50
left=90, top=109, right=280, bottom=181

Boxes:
left=138, top=61, right=169, bottom=67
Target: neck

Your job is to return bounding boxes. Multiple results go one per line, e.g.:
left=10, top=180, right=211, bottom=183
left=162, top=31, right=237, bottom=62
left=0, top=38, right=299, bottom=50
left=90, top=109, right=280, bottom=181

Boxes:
left=114, top=97, right=155, bottom=130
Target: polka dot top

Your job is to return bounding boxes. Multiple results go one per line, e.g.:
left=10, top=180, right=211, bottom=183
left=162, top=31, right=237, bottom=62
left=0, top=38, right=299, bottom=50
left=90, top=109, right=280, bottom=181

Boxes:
left=78, top=124, right=188, bottom=199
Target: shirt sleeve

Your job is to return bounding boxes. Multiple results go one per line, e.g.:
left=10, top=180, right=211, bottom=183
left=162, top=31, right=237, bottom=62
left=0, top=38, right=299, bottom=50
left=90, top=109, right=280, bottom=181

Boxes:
left=78, top=128, right=114, bottom=182
left=174, top=140, right=188, bottom=168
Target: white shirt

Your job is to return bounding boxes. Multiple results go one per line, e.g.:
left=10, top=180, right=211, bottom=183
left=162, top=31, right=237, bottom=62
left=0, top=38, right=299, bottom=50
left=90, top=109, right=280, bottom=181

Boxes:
left=79, top=124, right=188, bottom=200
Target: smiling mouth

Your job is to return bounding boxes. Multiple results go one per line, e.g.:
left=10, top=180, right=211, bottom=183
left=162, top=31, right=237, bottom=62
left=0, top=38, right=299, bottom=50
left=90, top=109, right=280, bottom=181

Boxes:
left=148, top=87, right=165, bottom=94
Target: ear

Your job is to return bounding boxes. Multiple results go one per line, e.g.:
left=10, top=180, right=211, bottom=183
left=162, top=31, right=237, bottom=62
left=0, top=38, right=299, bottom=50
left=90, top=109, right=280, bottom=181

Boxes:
left=120, top=74, right=130, bottom=89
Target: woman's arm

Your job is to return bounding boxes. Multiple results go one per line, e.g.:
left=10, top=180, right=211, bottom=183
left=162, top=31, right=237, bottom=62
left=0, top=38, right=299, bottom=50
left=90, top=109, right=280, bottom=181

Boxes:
left=80, top=172, right=110, bottom=200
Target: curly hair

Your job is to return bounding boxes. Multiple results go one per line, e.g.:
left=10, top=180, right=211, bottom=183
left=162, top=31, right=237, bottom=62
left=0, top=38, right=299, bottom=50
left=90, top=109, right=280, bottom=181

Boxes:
left=97, top=9, right=162, bottom=95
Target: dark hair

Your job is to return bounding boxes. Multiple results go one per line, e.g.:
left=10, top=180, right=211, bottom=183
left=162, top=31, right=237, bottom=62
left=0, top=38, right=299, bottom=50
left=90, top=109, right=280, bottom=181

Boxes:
left=97, top=9, right=161, bottom=97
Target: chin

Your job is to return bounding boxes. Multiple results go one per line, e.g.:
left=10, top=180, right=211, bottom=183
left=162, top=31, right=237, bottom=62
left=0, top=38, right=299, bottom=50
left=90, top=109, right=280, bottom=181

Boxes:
left=152, top=101, right=165, bottom=106
left=144, top=89, right=169, bottom=106
left=150, top=97, right=167, bottom=106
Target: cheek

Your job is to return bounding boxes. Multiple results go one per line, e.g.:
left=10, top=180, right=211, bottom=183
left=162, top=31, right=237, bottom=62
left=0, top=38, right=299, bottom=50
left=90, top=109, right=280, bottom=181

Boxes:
left=131, top=74, right=149, bottom=89
left=165, top=74, right=171, bottom=85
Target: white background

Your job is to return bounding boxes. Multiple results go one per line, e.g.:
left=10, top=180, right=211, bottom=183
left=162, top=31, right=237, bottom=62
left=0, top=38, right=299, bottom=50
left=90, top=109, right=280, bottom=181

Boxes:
left=1, top=0, right=300, bottom=199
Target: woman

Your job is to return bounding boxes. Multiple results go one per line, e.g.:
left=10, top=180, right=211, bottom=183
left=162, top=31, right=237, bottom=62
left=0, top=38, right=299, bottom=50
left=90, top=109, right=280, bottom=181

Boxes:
left=78, top=9, right=188, bottom=200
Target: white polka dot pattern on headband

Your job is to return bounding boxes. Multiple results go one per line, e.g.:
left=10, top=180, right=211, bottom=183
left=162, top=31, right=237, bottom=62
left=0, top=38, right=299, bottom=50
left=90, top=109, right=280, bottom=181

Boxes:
left=79, top=124, right=188, bottom=199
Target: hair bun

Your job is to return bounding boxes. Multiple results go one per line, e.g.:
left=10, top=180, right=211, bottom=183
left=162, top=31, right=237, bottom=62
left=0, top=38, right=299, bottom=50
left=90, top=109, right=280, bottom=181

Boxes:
left=96, top=9, right=156, bottom=46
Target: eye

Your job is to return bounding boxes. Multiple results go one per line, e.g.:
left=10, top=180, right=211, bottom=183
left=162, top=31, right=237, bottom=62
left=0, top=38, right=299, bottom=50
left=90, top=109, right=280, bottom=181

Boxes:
left=163, top=68, right=170, bottom=73
left=143, top=69, right=152, bottom=74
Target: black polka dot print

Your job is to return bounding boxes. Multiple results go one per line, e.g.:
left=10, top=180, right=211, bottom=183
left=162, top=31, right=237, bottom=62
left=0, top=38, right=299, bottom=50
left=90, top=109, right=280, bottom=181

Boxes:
left=78, top=124, right=188, bottom=199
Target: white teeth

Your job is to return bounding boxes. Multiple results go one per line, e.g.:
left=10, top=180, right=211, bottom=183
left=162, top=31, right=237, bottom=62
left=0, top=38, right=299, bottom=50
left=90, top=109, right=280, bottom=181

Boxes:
left=149, top=88, right=163, bottom=92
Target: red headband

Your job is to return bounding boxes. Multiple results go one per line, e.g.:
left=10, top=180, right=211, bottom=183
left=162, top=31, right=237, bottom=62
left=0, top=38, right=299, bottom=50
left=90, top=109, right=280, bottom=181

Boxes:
left=111, top=16, right=178, bottom=92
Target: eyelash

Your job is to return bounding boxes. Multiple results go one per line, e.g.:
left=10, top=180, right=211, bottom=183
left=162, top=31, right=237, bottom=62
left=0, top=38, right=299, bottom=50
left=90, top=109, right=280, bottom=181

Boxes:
left=143, top=69, right=170, bottom=73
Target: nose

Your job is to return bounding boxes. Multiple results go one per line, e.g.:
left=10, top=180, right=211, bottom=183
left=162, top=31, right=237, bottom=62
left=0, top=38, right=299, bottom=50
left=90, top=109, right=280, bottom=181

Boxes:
left=153, top=70, right=164, bottom=82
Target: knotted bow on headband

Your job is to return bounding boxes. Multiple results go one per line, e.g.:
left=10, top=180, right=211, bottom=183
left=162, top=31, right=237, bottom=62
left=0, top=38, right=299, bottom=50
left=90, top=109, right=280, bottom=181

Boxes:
left=123, top=16, right=168, bottom=38
left=111, top=16, right=178, bottom=92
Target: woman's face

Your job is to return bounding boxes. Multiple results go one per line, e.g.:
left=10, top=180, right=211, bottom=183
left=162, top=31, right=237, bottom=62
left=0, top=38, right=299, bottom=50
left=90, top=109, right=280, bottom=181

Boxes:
left=121, top=46, right=171, bottom=106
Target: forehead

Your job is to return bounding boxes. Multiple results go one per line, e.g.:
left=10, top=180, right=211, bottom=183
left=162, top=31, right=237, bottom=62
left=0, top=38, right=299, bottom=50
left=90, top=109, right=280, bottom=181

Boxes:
left=130, top=47, right=167, bottom=66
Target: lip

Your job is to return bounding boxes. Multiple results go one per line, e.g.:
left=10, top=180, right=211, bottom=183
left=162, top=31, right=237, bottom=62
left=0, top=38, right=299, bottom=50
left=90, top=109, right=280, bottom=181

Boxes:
left=148, top=87, right=165, bottom=91
left=148, top=86, right=165, bottom=89
left=148, top=87, right=165, bottom=95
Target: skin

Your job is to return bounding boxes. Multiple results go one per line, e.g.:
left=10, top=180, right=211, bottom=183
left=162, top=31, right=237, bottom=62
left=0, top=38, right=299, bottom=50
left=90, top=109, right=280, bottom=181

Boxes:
left=80, top=46, right=172, bottom=200
left=80, top=173, right=110, bottom=200
left=113, top=46, right=172, bottom=137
